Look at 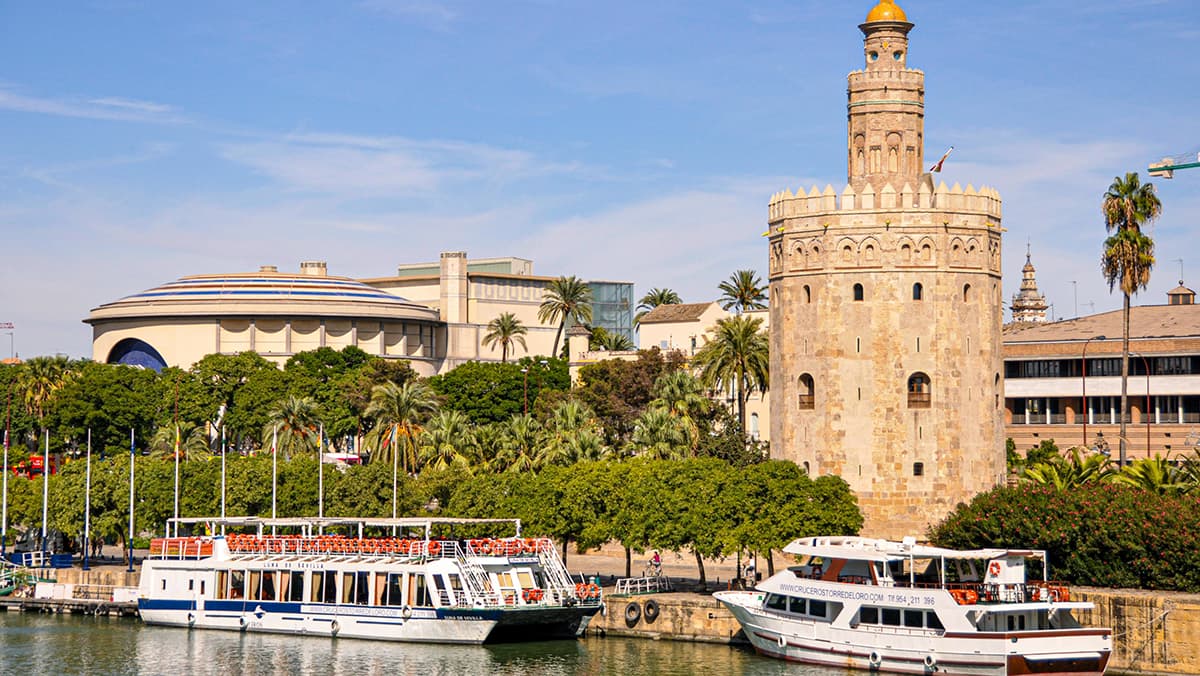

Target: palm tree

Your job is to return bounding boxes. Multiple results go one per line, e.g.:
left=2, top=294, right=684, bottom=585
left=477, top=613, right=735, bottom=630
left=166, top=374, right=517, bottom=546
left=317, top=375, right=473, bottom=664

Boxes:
left=149, top=422, right=212, bottom=460
left=541, top=400, right=610, bottom=465
left=18, top=355, right=73, bottom=423
left=628, top=408, right=690, bottom=460
left=1114, top=455, right=1191, bottom=496
left=538, top=276, right=593, bottom=358
left=1101, top=172, right=1162, bottom=466
left=650, top=370, right=710, bottom=451
left=590, top=326, right=634, bottom=352
left=635, top=287, right=682, bottom=324
left=1022, top=447, right=1116, bottom=490
left=418, top=409, right=476, bottom=473
left=717, top=270, right=767, bottom=314
left=482, top=312, right=528, bottom=363
left=496, top=414, right=543, bottom=473
left=364, top=381, right=439, bottom=474
left=263, top=395, right=321, bottom=459
left=691, top=314, right=770, bottom=432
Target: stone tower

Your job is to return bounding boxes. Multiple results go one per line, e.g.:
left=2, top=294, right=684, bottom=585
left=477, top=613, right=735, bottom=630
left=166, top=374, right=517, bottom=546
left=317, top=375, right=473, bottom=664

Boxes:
left=767, top=0, right=1006, bottom=539
left=1010, top=246, right=1049, bottom=323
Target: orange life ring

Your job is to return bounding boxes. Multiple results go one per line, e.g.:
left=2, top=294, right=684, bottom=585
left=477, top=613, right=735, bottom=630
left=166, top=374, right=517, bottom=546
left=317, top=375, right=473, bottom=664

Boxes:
left=963, top=589, right=978, bottom=605
left=586, top=583, right=600, bottom=599
left=988, top=562, right=1001, bottom=577
left=427, top=541, right=442, bottom=557
left=523, top=538, right=537, bottom=554
left=507, top=539, right=523, bottom=556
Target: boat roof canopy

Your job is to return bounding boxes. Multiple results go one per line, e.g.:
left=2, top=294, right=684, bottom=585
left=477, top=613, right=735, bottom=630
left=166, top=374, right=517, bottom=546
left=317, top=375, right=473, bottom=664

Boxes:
left=167, top=516, right=523, bottom=534
left=783, top=536, right=1046, bottom=563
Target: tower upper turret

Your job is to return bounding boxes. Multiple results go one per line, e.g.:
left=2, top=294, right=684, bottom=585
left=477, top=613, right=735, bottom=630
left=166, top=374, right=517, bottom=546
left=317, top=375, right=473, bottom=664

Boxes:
left=848, top=0, right=924, bottom=192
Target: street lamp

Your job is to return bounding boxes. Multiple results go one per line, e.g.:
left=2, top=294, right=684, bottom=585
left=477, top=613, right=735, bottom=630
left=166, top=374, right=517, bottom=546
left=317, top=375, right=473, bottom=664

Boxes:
left=1129, top=352, right=1151, bottom=458
left=1081, top=335, right=1107, bottom=447
left=520, top=368, right=529, bottom=415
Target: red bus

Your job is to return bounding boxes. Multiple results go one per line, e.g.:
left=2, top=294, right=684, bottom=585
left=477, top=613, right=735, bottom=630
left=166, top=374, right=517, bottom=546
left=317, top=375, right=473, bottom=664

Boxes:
left=10, top=455, right=57, bottom=479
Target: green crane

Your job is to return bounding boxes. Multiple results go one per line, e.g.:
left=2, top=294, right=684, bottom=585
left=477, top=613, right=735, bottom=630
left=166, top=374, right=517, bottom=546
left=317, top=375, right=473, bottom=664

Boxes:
left=1148, top=149, right=1200, bottom=179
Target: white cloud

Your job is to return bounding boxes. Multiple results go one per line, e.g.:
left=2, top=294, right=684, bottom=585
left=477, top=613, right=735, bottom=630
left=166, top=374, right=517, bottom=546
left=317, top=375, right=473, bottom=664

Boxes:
left=0, top=87, right=183, bottom=124
left=88, top=97, right=176, bottom=115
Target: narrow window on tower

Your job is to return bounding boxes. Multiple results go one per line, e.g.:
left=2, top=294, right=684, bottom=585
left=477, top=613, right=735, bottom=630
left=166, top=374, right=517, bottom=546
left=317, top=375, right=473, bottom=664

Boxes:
left=963, top=284, right=972, bottom=302
left=913, top=462, right=924, bottom=477
left=912, top=283, right=923, bottom=301
left=798, top=374, right=815, bottom=410
left=804, top=285, right=812, bottom=303
left=853, top=283, right=865, bottom=301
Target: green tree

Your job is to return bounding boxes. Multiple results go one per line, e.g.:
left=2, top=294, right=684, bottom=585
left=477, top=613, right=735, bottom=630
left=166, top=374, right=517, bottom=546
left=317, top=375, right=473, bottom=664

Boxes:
left=691, top=314, right=770, bottom=432
left=263, top=395, right=320, bottom=459
left=44, top=361, right=164, bottom=456
left=628, top=408, right=690, bottom=460
left=149, top=422, right=211, bottom=460
left=717, top=270, right=767, bottom=314
left=418, top=409, right=476, bottom=473
left=496, top=414, right=543, bottom=473
left=1022, top=447, right=1116, bottom=490
left=575, top=348, right=686, bottom=446
left=364, top=381, right=439, bottom=474
left=540, top=400, right=611, bottom=465
left=18, top=355, right=74, bottom=424
left=1101, top=172, right=1161, bottom=465
left=1114, top=455, right=1192, bottom=496
left=538, top=276, right=593, bottom=358
left=482, top=312, right=528, bottom=363
left=589, top=326, right=634, bottom=352
left=650, top=370, right=709, bottom=451
left=635, top=287, right=682, bottom=325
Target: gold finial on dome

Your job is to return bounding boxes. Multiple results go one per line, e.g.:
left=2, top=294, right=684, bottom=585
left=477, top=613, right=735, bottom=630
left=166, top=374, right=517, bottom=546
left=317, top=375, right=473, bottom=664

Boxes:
left=865, top=0, right=908, bottom=23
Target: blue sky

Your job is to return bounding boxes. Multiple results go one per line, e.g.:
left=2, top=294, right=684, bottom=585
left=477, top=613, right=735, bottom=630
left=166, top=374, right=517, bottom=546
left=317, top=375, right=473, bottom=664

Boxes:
left=2, top=0, right=1198, bottom=359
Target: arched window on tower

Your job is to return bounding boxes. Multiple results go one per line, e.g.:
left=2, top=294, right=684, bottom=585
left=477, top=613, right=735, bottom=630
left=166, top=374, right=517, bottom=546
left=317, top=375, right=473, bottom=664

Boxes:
left=912, top=283, right=923, bottom=301
left=963, top=283, right=972, bottom=302
left=804, top=285, right=812, bottom=303
left=853, top=283, right=865, bottom=301
left=798, top=374, right=815, bottom=410
left=907, top=372, right=931, bottom=409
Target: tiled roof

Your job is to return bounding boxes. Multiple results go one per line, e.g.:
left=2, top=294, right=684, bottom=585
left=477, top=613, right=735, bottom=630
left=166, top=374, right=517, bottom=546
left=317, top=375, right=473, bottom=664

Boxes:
left=1003, top=304, right=1200, bottom=342
left=638, top=302, right=716, bottom=324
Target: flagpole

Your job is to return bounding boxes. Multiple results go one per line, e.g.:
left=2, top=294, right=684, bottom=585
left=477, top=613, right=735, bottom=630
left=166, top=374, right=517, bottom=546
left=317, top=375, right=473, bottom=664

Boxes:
left=271, top=425, right=278, bottom=536
left=220, top=426, right=227, bottom=526
left=82, top=432, right=91, bottom=569
left=2, top=386, right=10, bottom=562
left=172, top=378, right=180, bottom=537
left=41, top=429, right=49, bottom=566
left=317, top=423, right=324, bottom=522
left=127, top=428, right=135, bottom=573
left=391, top=426, right=398, bottom=522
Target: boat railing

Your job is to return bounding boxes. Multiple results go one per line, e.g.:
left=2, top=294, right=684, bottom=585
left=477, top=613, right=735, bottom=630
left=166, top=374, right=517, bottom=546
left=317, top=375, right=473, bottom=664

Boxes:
left=149, top=537, right=214, bottom=559
left=890, top=580, right=1075, bottom=605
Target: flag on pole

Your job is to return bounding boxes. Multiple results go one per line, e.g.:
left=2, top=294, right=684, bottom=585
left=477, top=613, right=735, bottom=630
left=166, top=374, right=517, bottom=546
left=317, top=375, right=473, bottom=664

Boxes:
left=270, top=425, right=278, bottom=530
left=929, top=146, right=954, bottom=173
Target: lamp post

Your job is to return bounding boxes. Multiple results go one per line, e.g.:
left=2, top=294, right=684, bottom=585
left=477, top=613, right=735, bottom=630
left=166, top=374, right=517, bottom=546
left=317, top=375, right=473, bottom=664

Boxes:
left=520, top=368, right=529, bottom=415
left=1130, top=352, right=1151, bottom=457
left=1081, top=335, right=1107, bottom=446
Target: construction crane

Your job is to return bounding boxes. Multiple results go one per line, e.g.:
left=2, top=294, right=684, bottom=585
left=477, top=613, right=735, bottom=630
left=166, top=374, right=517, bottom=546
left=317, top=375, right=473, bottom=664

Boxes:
left=1148, top=149, right=1200, bottom=179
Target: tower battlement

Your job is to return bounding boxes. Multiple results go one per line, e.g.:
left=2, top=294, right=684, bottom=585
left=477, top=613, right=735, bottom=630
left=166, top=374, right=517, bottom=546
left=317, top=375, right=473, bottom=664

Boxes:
left=847, top=68, right=925, bottom=84
left=768, top=181, right=1003, bottom=222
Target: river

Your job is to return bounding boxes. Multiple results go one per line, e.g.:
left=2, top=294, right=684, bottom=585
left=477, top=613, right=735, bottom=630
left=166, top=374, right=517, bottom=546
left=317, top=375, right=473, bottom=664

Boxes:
left=0, top=612, right=854, bottom=676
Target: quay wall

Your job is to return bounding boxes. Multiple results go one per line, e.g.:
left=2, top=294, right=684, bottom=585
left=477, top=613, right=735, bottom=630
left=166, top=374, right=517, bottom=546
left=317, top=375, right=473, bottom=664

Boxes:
left=591, top=587, right=1200, bottom=675
left=49, top=566, right=140, bottom=588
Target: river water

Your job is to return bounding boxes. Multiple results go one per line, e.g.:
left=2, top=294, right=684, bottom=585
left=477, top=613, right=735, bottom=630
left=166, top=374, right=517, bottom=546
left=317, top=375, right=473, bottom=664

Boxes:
left=0, top=612, right=853, bottom=676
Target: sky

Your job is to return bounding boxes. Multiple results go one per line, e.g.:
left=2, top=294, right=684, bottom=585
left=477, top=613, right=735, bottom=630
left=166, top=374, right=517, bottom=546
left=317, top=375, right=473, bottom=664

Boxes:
left=2, top=0, right=1198, bottom=359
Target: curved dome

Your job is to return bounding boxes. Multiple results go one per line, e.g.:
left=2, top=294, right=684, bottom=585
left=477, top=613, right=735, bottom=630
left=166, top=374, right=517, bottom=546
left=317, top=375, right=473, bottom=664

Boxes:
left=87, top=272, right=439, bottom=322
left=865, top=0, right=907, bottom=23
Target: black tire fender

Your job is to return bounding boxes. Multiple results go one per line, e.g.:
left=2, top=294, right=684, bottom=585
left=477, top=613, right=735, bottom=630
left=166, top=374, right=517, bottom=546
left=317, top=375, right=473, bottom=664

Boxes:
left=643, top=599, right=660, bottom=623
left=624, top=601, right=641, bottom=626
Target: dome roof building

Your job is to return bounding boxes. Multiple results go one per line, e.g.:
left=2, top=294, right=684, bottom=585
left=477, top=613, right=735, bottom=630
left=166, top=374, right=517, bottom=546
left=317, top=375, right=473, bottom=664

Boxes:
left=86, top=262, right=443, bottom=373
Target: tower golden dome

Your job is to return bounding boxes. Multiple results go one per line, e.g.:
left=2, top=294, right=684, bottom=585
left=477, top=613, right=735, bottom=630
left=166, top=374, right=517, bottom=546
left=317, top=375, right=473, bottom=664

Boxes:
left=865, top=0, right=908, bottom=23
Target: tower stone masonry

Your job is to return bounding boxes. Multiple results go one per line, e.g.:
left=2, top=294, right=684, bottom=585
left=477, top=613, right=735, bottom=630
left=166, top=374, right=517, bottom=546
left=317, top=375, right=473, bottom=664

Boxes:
left=768, top=0, right=1007, bottom=539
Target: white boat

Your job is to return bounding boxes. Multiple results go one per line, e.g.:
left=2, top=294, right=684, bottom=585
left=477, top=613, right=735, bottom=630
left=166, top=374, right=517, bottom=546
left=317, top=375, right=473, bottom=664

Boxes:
left=137, top=516, right=602, bottom=644
left=715, top=536, right=1111, bottom=675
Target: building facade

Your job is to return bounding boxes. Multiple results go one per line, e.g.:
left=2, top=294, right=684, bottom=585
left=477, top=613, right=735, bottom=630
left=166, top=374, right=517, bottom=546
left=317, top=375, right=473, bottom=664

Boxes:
left=767, top=0, right=1006, bottom=538
left=86, top=253, right=633, bottom=375
left=1005, top=286, right=1200, bottom=461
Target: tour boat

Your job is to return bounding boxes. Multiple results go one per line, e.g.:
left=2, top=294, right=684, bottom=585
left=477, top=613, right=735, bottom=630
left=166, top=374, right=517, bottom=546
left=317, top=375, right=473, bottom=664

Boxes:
left=715, top=536, right=1110, bottom=675
left=137, top=516, right=602, bottom=644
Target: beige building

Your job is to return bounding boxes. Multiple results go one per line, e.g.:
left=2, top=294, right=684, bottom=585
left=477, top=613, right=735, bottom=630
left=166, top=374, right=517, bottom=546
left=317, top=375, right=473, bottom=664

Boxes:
left=1004, top=285, right=1200, bottom=462
left=766, top=0, right=1007, bottom=538
left=85, top=253, right=633, bottom=375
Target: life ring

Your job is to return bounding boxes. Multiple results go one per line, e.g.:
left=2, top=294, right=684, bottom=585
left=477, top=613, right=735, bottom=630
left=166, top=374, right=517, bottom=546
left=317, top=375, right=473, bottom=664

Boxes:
left=643, top=599, right=660, bottom=623
left=988, top=562, right=1001, bottom=577
left=330, top=619, right=340, bottom=635
left=924, top=654, right=937, bottom=668
left=402, top=605, right=413, bottom=620
left=868, top=651, right=882, bottom=667
left=777, top=633, right=786, bottom=649
left=962, top=589, right=978, bottom=605
left=523, top=538, right=537, bottom=554
left=427, top=541, right=442, bottom=557
left=586, top=583, right=600, bottom=600
left=187, top=612, right=195, bottom=627
left=1048, top=588, right=1059, bottom=603
left=624, top=601, right=641, bottom=625
left=238, top=615, right=248, bottom=630
left=1055, top=586, right=1070, bottom=602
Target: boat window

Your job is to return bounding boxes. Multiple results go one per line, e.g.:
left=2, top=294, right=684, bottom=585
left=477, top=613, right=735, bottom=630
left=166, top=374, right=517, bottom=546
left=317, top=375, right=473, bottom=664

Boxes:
left=788, top=597, right=807, bottom=615
left=447, top=573, right=465, bottom=605
left=342, top=573, right=356, bottom=604
left=355, top=572, right=370, bottom=605
left=765, top=594, right=788, bottom=611
left=200, top=580, right=206, bottom=596
left=1018, top=614, right=1026, bottom=630
left=926, top=611, right=944, bottom=630
left=1008, top=615, right=1015, bottom=631
left=412, top=574, right=431, bottom=607
left=386, top=573, right=404, bottom=606
left=881, top=608, right=901, bottom=626
left=216, top=571, right=228, bottom=599
left=374, top=573, right=388, bottom=605
left=262, top=571, right=277, bottom=601
left=230, top=570, right=245, bottom=599
left=188, top=579, right=194, bottom=591
left=516, top=571, right=535, bottom=588
left=321, top=571, right=338, bottom=604
left=247, top=571, right=261, bottom=600
left=860, top=606, right=879, bottom=624
left=289, top=572, right=304, bottom=602
left=904, top=609, right=923, bottom=628
left=808, top=600, right=827, bottom=619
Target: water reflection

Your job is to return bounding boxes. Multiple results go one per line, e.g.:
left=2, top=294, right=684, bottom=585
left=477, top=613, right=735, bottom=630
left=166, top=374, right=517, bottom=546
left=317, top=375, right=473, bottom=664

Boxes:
left=1, top=613, right=850, bottom=676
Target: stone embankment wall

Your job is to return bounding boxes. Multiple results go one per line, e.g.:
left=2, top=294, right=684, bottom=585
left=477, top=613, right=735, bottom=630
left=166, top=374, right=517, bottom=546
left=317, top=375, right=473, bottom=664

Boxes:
left=51, top=566, right=140, bottom=588
left=592, top=587, right=1200, bottom=675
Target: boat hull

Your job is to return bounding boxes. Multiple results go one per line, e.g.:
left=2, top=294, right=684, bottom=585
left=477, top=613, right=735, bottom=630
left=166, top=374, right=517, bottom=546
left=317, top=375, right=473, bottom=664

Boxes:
left=138, top=598, right=599, bottom=644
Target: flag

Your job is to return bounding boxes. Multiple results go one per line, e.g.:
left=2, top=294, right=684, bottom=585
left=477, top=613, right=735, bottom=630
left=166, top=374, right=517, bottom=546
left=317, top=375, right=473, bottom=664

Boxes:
left=174, top=425, right=181, bottom=459
left=929, top=146, right=954, bottom=173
